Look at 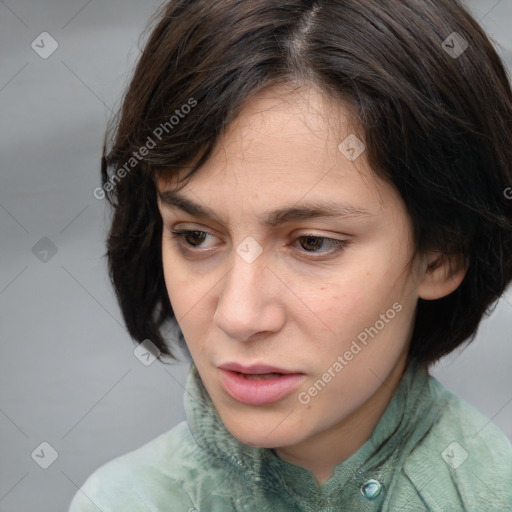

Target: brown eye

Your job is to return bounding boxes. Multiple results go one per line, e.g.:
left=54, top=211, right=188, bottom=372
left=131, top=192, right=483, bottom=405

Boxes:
left=167, top=229, right=215, bottom=250
left=296, top=235, right=349, bottom=256
left=180, top=230, right=207, bottom=247
left=299, top=235, right=326, bottom=252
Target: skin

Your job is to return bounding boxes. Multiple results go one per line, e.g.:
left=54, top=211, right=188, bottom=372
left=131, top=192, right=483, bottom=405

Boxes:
left=156, top=83, right=466, bottom=485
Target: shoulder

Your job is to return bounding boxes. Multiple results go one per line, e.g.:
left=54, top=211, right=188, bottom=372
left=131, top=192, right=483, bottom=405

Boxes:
left=397, top=375, right=512, bottom=511
left=68, top=421, right=198, bottom=512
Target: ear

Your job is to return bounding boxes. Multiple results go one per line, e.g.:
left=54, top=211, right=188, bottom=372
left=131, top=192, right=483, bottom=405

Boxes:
left=417, top=251, right=468, bottom=300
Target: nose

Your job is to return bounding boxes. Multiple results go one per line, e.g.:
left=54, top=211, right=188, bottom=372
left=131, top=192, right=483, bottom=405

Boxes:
left=213, top=249, right=285, bottom=342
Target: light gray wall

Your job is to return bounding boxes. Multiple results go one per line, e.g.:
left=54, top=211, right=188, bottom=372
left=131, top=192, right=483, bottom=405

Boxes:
left=0, top=1, right=511, bottom=511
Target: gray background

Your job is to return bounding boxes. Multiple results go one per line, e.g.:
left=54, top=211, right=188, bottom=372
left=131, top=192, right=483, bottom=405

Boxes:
left=0, top=1, right=511, bottom=510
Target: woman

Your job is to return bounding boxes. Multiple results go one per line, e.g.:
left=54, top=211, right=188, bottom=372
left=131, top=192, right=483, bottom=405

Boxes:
left=70, top=0, right=512, bottom=510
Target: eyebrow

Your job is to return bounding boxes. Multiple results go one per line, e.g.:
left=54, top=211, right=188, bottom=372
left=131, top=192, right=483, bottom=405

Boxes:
left=157, top=189, right=374, bottom=226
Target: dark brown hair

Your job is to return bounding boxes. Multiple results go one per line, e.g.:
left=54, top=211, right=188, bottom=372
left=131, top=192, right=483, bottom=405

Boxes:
left=100, top=0, right=512, bottom=367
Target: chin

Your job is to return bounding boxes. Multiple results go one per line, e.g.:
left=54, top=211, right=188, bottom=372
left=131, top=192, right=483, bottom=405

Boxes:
left=222, top=417, right=302, bottom=449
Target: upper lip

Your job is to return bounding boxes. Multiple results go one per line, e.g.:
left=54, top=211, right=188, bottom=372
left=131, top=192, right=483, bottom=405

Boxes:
left=219, top=362, right=302, bottom=375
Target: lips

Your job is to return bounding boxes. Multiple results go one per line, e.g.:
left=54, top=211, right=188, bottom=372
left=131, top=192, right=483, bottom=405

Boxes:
left=239, top=372, right=283, bottom=380
left=218, top=362, right=301, bottom=375
left=218, top=362, right=306, bottom=405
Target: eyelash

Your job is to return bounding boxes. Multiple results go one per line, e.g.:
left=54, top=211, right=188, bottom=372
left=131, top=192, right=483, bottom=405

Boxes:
left=167, top=229, right=349, bottom=259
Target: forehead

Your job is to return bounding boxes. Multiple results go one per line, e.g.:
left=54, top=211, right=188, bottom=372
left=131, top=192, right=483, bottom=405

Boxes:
left=217, top=83, right=362, bottom=163
left=157, top=186, right=376, bottom=228
left=155, top=83, right=390, bottom=215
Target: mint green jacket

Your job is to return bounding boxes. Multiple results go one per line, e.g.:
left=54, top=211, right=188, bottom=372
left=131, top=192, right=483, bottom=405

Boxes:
left=69, top=359, right=512, bottom=511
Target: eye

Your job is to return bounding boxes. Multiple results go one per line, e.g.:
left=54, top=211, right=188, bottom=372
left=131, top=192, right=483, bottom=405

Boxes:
left=169, top=229, right=216, bottom=249
left=294, top=234, right=349, bottom=257
left=167, top=228, right=349, bottom=259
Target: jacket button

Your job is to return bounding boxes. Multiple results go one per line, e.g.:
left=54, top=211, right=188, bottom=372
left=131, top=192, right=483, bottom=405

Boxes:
left=360, top=479, right=383, bottom=500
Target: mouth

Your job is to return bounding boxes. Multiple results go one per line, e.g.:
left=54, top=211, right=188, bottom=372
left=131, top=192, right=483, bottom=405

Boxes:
left=218, top=363, right=306, bottom=405
left=234, top=372, right=287, bottom=380
left=218, top=361, right=302, bottom=375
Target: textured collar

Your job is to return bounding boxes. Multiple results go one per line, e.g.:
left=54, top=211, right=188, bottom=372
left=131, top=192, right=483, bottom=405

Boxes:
left=183, top=359, right=447, bottom=508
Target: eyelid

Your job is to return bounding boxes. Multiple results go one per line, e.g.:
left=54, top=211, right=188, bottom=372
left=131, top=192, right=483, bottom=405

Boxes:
left=166, top=227, right=217, bottom=248
left=166, top=224, right=349, bottom=241
left=166, top=227, right=350, bottom=258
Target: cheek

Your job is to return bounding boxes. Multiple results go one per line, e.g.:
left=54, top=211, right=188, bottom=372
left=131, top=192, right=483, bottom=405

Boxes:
left=161, top=244, right=199, bottom=324
left=161, top=244, right=219, bottom=353
left=305, top=265, right=410, bottom=358
left=161, top=245, right=180, bottom=306
left=314, top=270, right=382, bottom=328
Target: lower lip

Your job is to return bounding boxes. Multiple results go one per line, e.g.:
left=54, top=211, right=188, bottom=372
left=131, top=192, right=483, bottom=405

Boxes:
left=219, top=369, right=306, bottom=405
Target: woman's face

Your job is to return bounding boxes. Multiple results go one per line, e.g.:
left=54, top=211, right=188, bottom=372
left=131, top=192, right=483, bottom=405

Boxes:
left=156, top=84, right=425, bottom=454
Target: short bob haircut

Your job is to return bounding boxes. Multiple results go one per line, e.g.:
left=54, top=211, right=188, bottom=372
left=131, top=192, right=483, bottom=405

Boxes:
left=100, top=0, right=512, bottom=368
